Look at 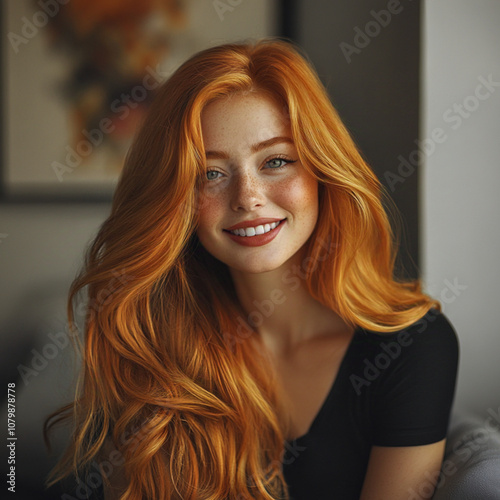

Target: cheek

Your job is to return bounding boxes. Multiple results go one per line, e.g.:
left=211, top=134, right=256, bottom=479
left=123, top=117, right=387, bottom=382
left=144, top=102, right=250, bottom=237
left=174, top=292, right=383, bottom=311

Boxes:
left=196, top=191, right=226, bottom=236
left=276, top=174, right=318, bottom=219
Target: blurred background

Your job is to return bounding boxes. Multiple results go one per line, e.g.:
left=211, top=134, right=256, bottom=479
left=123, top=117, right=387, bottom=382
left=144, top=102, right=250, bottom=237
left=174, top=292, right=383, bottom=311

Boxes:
left=1, top=0, right=499, bottom=498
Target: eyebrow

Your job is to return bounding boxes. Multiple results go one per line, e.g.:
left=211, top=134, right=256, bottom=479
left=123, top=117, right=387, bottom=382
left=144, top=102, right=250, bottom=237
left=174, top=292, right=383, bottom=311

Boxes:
left=205, top=136, right=294, bottom=159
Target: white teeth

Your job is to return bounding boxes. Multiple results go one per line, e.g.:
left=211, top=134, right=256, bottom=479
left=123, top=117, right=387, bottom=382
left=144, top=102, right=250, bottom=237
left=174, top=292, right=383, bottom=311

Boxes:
left=230, top=220, right=282, bottom=237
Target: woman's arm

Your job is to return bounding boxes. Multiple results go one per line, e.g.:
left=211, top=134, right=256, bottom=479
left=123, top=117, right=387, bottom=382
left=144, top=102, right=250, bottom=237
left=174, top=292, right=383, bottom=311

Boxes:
left=359, top=439, right=446, bottom=500
left=360, top=313, right=458, bottom=499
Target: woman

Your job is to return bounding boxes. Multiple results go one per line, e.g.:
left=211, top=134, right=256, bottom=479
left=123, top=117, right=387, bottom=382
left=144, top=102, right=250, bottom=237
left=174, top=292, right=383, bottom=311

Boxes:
left=44, top=39, right=459, bottom=499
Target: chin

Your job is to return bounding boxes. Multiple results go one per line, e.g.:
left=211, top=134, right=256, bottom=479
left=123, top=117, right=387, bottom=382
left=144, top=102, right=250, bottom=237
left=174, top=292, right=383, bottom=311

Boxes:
left=227, top=256, right=287, bottom=275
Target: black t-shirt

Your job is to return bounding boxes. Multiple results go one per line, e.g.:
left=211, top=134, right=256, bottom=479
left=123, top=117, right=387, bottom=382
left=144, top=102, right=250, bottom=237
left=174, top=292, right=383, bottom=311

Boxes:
left=282, top=308, right=459, bottom=499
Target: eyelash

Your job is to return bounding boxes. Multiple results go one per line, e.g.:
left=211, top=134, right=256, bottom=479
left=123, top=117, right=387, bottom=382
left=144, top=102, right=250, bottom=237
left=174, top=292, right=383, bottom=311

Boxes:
left=205, top=155, right=297, bottom=181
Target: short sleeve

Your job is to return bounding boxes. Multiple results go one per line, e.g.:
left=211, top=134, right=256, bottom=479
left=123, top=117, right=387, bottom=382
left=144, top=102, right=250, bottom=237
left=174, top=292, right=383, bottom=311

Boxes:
left=369, top=310, right=459, bottom=446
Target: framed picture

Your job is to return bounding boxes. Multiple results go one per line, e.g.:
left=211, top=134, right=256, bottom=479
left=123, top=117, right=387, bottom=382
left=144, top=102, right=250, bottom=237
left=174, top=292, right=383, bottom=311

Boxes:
left=2, top=0, right=281, bottom=201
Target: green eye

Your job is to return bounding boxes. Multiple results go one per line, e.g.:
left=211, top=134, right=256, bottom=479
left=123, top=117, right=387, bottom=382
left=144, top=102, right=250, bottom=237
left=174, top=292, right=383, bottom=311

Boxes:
left=268, top=158, right=285, bottom=168
left=206, top=170, right=221, bottom=180
left=266, top=157, right=296, bottom=170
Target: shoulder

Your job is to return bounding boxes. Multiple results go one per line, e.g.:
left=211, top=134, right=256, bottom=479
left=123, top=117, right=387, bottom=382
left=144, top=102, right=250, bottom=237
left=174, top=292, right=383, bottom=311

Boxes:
left=367, top=309, right=459, bottom=446
left=351, top=309, right=460, bottom=446
left=354, top=308, right=459, bottom=365
left=347, top=308, right=459, bottom=403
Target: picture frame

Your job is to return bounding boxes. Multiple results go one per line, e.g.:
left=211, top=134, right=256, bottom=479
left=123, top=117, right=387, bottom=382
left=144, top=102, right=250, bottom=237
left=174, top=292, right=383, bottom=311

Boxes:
left=1, top=0, right=284, bottom=202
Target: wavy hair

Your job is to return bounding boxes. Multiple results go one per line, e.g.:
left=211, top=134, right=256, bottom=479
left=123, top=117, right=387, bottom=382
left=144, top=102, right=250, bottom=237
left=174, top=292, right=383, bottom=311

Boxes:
left=44, top=38, right=440, bottom=499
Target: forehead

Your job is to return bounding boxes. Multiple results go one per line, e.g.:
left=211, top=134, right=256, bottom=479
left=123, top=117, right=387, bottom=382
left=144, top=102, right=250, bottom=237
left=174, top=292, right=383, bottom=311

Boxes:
left=200, top=92, right=291, bottom=150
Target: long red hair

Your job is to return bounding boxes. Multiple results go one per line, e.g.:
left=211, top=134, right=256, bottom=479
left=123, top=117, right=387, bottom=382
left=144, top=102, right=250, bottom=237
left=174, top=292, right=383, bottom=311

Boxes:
left=44, top=38, right=440, bottom=499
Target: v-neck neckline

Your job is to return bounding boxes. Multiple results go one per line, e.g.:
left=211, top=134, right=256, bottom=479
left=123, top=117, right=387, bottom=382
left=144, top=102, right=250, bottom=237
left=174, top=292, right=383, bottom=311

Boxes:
left=284, top=325, right=363, bottom=443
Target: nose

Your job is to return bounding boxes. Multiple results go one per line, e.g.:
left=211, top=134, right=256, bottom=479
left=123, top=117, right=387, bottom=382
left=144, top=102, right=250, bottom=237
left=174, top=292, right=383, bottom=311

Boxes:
left=230, top=171, right=266, bottom=212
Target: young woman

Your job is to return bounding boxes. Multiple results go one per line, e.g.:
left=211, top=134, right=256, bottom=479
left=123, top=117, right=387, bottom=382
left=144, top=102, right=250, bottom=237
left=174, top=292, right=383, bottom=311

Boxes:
left=44, top=39, right=459, bottom=499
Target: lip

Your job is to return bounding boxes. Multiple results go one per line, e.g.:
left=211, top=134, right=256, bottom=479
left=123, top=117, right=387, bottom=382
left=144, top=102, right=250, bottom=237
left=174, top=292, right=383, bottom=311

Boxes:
left=224, top=217, right=285, bottom=231
left=224, top=218, right=287, bottom=247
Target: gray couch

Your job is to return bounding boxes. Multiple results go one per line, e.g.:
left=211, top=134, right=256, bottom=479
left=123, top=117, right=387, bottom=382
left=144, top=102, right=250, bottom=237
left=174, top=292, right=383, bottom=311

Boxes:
left=432, top=412, right=500, bottom=499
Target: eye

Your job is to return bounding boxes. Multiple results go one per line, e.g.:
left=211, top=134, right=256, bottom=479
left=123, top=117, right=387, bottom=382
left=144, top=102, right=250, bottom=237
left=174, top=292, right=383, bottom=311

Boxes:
left=206, top=169, right=222, bottom=181
left=265, top=156, right=297, bottom=170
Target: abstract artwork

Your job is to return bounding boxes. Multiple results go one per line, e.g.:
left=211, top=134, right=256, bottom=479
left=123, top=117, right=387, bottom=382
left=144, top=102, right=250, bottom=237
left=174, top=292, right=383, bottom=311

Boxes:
left=3, top=0, right=277, bottom=200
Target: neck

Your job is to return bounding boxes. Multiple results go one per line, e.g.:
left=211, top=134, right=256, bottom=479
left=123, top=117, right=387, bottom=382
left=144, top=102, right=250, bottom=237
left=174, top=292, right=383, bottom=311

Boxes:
left=228, top=249, right=350, bottom=355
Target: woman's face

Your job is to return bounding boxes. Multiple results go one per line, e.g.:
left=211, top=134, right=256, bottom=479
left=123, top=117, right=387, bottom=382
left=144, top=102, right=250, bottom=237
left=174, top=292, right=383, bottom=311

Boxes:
left=196, top=91, right=319, bottom=274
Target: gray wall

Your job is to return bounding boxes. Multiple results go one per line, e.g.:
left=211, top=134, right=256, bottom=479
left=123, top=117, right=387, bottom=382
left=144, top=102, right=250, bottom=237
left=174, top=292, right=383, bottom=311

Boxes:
left=422, top=0, right=500, bottom=415
left=295, top=0, right=421, bottom=280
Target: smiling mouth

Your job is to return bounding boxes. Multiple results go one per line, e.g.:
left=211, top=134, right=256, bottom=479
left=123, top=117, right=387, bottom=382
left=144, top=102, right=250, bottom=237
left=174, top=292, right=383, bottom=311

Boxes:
left=224, top=219, right=286, bottom=237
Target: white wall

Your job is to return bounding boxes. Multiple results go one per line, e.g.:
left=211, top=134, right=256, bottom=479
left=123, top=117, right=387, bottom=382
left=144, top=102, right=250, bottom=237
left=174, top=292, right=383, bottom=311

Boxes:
left=422, top=0, right=500, bottom=415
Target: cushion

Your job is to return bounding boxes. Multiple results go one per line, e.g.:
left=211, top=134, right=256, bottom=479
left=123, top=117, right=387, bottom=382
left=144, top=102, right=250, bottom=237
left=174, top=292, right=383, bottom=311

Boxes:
left=432, top=411, right=500, bottom=499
